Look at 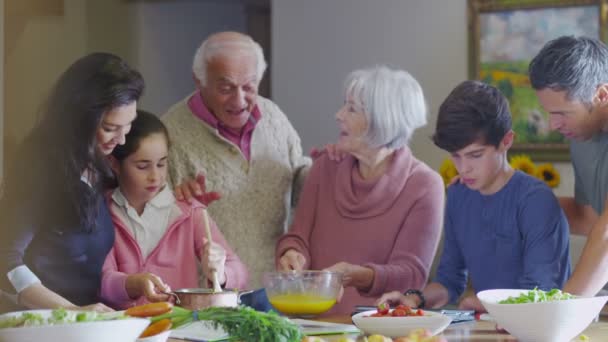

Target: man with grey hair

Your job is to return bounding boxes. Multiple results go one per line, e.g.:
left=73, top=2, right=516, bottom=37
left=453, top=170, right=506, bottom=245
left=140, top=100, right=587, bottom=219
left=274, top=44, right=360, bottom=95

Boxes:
left=528, top=35, right=608, bottom=295
left=162, top=31, right=310, bottom=289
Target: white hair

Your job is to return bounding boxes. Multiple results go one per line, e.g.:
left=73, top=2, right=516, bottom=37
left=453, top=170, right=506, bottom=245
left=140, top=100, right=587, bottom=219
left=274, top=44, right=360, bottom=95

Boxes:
left=192, top=35, right=267, bottom=86
left=344, top=66, right=428, bottom=149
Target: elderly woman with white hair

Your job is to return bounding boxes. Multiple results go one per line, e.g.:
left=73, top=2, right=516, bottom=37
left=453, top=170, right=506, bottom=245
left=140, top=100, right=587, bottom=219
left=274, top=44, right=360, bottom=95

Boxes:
left=276, top=66, right=445, bottom=315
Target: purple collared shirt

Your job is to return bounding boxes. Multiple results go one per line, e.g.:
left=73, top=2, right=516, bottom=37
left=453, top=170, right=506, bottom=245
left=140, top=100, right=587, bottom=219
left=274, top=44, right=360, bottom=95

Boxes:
left=187, top=92, right=261, bottom=161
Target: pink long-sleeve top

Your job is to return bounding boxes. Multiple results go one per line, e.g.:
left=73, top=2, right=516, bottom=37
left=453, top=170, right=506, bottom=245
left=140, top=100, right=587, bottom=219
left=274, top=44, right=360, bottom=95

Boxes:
left=101, top=198, right=249, bottom=309
left=276, top=147, right=445, bottom=315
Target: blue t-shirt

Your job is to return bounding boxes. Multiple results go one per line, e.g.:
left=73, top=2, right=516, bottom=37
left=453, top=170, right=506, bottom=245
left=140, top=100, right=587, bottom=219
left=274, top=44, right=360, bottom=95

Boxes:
left=434, top=171, right=571, bottom=303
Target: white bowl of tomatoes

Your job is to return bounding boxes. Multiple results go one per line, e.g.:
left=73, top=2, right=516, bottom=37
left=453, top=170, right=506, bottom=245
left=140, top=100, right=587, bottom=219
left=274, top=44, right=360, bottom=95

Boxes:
left=351, top=305, right=452, bottom=338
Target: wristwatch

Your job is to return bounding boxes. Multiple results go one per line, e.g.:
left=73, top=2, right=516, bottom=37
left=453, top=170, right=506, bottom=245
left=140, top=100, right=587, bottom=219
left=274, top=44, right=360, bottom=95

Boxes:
left=404, top=289, right=426, bottom=308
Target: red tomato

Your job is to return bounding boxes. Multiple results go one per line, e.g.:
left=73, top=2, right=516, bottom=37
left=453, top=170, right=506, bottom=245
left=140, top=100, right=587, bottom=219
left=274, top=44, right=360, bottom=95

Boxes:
left=377, top=303, right=390, bottom=315
left=395, top=304, right=410, bottom=311
left=416, top=309, right=424, bottom=316
left=392, top=308, right=407, bottom=317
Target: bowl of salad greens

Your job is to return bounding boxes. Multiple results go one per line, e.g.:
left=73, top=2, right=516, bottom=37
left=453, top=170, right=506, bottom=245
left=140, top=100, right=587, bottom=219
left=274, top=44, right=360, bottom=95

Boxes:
left=478, top=288, right=608, bottom=342
left=0, top=308, right=149, bottom=342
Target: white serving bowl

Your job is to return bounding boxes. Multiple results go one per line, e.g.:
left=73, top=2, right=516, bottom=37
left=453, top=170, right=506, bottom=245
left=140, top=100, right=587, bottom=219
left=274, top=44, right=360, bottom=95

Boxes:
left=137, top=329, right=171, bottom=342
left=0, top=309, right=149, bottom=342
left=478, top=289, right=608, bottom=342
left=351, top=309, right=452, bottom=338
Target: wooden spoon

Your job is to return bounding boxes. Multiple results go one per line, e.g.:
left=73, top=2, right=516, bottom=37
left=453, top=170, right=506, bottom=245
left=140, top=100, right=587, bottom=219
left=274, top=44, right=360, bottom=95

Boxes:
left=202, top=208, right=222, bottom=292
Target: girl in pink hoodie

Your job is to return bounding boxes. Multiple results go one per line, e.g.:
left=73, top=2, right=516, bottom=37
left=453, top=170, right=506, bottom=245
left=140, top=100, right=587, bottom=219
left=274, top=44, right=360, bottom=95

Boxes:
left=100, top=110, right=248, bottom=309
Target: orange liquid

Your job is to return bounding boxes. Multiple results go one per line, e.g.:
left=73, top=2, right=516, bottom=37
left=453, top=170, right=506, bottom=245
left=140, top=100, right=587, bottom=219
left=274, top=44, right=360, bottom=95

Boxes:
left=268, top=294, right=336, bottom=315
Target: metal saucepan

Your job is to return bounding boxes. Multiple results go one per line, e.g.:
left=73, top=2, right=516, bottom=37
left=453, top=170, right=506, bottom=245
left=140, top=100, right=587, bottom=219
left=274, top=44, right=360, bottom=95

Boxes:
left=167, top=288, right=254, bottom=310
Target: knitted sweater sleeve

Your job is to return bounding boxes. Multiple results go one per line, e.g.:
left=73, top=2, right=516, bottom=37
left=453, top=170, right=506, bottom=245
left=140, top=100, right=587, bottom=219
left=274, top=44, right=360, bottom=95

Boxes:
left=162, top=104, right=200, bottom=188
left=361, top=169, right=445, bottom=297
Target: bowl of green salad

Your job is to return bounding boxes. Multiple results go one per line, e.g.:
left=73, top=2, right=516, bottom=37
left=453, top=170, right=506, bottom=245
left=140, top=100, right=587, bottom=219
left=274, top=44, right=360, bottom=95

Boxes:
left=478, top=288, right=608, bottom=342
left=0, top=308, right=149, bottom=342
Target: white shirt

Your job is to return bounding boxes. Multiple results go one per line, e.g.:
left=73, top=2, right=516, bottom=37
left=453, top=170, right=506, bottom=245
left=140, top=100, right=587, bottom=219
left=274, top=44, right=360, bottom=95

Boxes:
left=111, top=186, right=181, bottom=259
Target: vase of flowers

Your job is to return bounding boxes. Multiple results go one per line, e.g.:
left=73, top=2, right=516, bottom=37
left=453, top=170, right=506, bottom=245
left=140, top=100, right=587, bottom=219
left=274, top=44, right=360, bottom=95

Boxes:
left=438, top=154, right=560, bottom=189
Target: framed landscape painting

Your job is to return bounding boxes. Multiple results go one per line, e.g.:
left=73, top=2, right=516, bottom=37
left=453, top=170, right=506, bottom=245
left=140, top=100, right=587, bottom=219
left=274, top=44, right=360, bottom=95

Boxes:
left=468, top=0, right=608, bottom=161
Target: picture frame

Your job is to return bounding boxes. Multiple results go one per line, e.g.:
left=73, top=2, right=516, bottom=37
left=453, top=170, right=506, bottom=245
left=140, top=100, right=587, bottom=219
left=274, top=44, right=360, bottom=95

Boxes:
left=468, top=0, right=608, bottom=161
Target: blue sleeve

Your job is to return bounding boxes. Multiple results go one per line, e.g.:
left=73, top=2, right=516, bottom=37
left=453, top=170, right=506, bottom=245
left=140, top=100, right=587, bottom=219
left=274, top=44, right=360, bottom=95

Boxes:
left=434, top=190, right=468, bottom=304
left=517, top=186, right=571, bottom=290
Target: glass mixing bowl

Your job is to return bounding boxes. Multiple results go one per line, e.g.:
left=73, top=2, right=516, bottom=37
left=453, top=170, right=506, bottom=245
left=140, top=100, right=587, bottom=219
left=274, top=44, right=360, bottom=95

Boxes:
left=263, top=270, right=343, bottom=317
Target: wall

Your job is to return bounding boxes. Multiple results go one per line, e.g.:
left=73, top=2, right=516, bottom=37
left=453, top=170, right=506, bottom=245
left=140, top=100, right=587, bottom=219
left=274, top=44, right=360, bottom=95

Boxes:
left=133, top=0, right=247, bottom=114
left=86, top=0, right=247, bottom=114
left=4, top=0, right=248, bottom=149
left=272, top=0, right=467, bottom=169
left=272, top=0, right=574, bottom=194
left=0, top=0, right=4, bottom=178
left=85, top=0, right=141, bottom=67
left=272, top=0, right=580, bottom=268
left=4, top=0, right=87, bottom=150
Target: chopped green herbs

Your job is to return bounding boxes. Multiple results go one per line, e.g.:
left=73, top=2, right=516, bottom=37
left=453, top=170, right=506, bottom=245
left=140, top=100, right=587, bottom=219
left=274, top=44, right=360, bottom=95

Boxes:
left=0, top=309, right=125, bottom=329
left=499, top=288, right=574, bottom=304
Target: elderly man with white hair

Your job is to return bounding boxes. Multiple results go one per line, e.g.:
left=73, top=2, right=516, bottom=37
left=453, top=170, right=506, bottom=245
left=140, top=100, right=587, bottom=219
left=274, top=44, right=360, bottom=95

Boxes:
left=162, top=32, right=310, bottom=289
left=276, top=66, right=445, bottom=315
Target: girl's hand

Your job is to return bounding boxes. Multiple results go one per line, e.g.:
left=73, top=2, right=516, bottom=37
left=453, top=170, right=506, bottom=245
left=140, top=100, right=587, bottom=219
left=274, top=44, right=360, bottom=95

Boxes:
left=126, top=273, right=171, bottom=302
left=202, top=241, right=227, bottom=286
left=174, top=173, right=221, bottom=205
left=74, top=302, right=114, bottom=312
left=278, top=249, right=306, bottom=271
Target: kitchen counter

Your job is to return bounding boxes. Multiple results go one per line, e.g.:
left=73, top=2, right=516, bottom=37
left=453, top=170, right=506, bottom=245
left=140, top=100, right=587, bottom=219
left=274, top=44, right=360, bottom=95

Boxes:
left=168, top=314, right=608, bottom=341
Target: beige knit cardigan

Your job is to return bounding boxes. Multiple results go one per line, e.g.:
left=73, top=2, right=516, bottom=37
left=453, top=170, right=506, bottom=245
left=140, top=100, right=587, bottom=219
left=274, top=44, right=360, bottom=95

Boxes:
left=162, top=94, right=311, bottom=287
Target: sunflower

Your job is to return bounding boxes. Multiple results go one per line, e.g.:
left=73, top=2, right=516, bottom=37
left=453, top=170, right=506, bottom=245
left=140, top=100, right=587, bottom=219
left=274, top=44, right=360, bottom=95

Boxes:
left=535, top=163, right=560, bottom=188
left=510, top=155, right=536, bottom=176
left=439, top=158, right=458, bottom=187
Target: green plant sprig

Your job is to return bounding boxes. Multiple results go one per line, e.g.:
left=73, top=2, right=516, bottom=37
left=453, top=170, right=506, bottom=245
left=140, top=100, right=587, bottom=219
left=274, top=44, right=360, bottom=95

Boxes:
left=151, top=306, right=302, bottom=342
left=499, top=288, right=574, bottom=304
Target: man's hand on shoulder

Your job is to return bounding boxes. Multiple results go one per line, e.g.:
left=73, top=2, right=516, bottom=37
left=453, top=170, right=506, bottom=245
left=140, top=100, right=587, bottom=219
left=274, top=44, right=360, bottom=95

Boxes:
left=310, top=143, right=347, bottom=162
left=174, top=173, right=221, bottom=205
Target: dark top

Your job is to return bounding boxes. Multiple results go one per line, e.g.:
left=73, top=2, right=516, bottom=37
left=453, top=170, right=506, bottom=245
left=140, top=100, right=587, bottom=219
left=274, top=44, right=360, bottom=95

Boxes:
left=0, top=181, right=114, bottom=306
left=434, top=171, right=571, bottom=303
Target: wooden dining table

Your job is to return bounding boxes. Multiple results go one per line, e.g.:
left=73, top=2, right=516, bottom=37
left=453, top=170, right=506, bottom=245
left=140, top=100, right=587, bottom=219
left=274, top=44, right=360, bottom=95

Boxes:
left=167, top=314, right=608, bottom=341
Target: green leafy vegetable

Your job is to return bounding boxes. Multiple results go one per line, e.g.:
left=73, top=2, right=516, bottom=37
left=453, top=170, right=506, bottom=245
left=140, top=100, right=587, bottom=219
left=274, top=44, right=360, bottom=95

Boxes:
left=0, top=309, right=125, bottom=329
left=499, top=288, right=574, bottom=304
left=150, top=306, right=302, bottom=342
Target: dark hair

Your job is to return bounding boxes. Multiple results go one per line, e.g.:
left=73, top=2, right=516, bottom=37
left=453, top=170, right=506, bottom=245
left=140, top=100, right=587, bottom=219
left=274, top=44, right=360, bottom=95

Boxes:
left=112, top=109, right=170, bottom=162
left=1, top=52, right=144, bottom=231
left=529, top=36, right=608, bottom=102
left=433, top=80, right=512, bottom=152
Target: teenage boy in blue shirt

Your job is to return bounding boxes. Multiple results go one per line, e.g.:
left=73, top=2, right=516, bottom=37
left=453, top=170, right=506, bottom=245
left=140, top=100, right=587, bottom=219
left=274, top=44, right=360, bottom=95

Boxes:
left=377, top=80, right=571, bottom=311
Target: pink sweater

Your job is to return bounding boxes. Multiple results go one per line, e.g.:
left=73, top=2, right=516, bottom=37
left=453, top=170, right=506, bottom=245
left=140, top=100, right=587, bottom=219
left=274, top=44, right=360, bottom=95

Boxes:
left=101, top=200, right=249, bottom=309
left=276, top=147, right=445, bottom=315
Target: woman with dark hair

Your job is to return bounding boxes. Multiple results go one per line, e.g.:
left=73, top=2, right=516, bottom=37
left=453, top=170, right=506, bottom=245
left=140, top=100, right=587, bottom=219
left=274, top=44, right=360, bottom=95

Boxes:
left=0, top=52, right=144, bottom=312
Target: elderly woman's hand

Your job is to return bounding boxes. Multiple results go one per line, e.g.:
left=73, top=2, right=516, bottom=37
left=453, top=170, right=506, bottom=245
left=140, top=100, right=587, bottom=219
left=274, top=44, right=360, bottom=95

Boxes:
left=278, top=249, right=306, bottom=271
left=174, top=173, right=221, bottom=205
left=323, top=262, right=374, bottom=291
